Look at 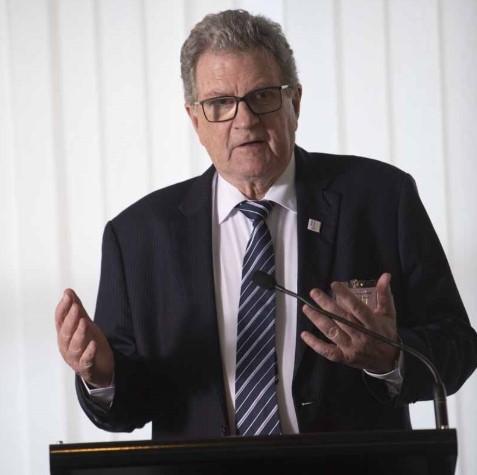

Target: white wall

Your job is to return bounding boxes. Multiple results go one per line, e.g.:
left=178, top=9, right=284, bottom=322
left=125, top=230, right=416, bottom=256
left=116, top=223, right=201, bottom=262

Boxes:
left=0, top=0, right=476, bottom=474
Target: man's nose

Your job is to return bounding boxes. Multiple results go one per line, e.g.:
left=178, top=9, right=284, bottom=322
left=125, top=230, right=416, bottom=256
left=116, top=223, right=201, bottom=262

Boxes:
left=233, top=99, right=259, bottom=127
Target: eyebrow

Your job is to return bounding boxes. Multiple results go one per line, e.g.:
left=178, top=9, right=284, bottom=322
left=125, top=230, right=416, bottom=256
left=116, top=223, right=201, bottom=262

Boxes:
left=202, top=90, right=231, bottom=100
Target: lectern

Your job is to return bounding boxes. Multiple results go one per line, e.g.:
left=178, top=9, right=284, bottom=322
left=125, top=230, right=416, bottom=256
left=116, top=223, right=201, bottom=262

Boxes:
left=50, top=428, right=457, bottom=475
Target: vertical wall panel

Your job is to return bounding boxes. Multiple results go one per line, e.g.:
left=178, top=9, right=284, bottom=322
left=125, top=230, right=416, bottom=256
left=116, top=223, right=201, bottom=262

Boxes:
left=338, top=0, right=391, bottom=162
left=54, top=0, right=126, bottom=444
left=0, top=0, right=29, bottom=473
left=387, top=0, right=448, bottom=249
left=96, top=0, right=150, bottom=219
left=287, top=0, right=341, bottom=153
left=144, top=0, right=192, bottom=189
left=55, top=0, right=104, bottom=313
left=5, top=0, right=66, bottom=473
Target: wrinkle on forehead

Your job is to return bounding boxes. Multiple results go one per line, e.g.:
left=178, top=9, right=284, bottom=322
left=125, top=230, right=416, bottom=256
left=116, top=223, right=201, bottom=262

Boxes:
left=195, top=49, right=282, bottom=100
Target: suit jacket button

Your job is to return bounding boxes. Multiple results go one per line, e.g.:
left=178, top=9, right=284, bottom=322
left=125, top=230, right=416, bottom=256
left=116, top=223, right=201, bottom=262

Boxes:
left=220, top=426, right=229, bottom=436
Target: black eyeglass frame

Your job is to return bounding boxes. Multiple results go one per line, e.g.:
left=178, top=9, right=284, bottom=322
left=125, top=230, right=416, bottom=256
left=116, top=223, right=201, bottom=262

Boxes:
left=193, top=84, right=294, bottom=123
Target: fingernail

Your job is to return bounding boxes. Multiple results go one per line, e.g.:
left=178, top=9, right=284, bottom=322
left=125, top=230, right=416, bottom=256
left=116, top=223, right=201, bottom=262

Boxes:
left=63, top=292, right=70, bottom=303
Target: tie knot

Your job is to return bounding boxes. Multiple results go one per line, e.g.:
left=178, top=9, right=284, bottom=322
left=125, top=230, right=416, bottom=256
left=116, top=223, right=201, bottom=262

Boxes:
left=238, top=200, right=274, bottom=222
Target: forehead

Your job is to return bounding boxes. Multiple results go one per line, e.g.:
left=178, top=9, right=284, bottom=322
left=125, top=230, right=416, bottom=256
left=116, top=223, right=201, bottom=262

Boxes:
left=194, top=48, right=283, bottom=97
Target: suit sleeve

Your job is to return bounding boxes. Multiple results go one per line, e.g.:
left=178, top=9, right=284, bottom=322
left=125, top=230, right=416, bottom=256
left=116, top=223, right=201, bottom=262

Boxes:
left=75, top=221, right=154, bottom=433
left=395, top=174, right=477, bottom=404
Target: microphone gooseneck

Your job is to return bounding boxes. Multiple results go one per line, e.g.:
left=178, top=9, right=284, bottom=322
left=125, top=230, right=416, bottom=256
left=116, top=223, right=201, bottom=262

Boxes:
left=252, top=270, right=449, bottom=430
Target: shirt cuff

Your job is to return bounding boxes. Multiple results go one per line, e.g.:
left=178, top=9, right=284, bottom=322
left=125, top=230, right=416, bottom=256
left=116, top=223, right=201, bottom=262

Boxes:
left=81, top=376, right=115, bottom=408
left=364, top=351, right=404, bottom=397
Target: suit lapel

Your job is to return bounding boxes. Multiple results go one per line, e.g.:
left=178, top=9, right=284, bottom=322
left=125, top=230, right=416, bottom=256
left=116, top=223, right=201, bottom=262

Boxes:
left=294, top=146, right=342, bottom=375
left=171, top=166, right=229, bottom=425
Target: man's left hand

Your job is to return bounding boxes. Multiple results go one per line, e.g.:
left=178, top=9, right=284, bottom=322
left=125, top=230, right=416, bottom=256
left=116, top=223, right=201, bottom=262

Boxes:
left=301, top=273, right=400, bottom=374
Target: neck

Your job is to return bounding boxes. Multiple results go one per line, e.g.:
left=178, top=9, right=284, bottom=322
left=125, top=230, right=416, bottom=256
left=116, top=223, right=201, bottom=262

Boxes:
left=223, top=173, right=280, bottom=200
left=236, top=182, right=272, bottom=200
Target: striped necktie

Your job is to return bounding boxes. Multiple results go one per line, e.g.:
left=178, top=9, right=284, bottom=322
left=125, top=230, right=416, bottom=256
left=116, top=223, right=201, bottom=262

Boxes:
left=235, top=200, right=281, bottom=436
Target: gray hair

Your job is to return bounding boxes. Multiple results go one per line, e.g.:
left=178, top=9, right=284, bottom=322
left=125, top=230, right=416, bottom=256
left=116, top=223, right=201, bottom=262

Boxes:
left=180, top=9, right=299, bottom=104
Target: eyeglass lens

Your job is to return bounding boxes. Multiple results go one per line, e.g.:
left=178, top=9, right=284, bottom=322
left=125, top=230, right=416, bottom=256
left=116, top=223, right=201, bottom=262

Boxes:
left=202, top=87, right=283, bottom=122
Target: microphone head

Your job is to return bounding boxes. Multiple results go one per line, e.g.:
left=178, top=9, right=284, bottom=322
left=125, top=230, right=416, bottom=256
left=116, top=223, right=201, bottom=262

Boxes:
left=252, top=271, right=276, bottom=290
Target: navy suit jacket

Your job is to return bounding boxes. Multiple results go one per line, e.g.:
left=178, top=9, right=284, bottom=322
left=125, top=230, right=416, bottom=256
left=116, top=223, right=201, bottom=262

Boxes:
left=77, top=145, right=477, bottom=441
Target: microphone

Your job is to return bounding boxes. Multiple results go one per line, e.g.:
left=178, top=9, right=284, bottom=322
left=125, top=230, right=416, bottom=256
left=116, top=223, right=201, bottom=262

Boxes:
left=252, top=270, right=450, bottom=430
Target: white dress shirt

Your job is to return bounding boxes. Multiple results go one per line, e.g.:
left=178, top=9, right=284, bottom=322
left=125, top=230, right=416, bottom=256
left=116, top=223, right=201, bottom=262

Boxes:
left=212, top=155, right=299, bottom=434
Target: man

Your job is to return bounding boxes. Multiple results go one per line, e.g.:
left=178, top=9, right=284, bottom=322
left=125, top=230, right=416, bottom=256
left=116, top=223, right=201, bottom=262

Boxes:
left=55, top=9, right=477, bottom=443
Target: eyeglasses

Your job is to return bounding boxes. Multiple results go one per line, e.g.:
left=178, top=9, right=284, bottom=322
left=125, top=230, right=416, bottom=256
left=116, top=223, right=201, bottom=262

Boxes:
left=193, top=84, right=293, bottom=123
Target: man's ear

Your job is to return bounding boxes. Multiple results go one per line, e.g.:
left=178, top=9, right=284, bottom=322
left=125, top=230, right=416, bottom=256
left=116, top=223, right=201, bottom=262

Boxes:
left=292, top=85, right=302, bottom=120
left=185, top=103, right=199, bottom=133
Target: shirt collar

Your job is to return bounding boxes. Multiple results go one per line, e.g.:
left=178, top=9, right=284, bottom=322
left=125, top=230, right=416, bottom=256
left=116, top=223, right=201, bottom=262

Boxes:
left=215, top=152, right=297, bottom=225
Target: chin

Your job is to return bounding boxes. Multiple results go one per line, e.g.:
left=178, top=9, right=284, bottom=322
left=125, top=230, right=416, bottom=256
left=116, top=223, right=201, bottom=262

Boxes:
left=234, top=148, right=271, bottom=163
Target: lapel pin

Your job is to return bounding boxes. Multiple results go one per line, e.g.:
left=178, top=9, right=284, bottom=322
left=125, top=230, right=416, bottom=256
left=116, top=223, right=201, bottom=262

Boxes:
left=307, top=219, right=321, bottom=233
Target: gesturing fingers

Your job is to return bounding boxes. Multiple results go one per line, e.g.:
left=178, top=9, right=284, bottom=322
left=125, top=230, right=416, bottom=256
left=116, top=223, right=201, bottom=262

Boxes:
left=301, top=291, right=367, bottom=368
left=302, top=298, right=352, bottom=347
left=301, top=275, right=400, bottom=372
left=329, top=282, right=370, bottom=325
left=54, top=288, right=115, bottom=388
left=54, top=290, right=73, bottom=333
left=55, top=289, right=94, bottom=372
left=301, top=330, right=346, bottom=363
left=57, top=302, right=82, bottom=351
left=68, top=317, right=89, bottom=356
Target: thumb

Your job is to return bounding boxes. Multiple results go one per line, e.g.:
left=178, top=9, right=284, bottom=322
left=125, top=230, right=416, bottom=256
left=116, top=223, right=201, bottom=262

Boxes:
left=375, top=272, right=394, bottom=315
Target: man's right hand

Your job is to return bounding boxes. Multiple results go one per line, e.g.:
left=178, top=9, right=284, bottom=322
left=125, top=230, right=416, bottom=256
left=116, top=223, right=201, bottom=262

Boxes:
left=55, top=289, right=114, bottom=388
